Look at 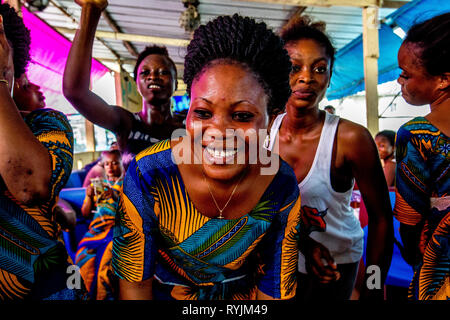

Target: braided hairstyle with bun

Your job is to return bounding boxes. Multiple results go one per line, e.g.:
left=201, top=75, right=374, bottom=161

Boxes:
left=0, top=3, right=31, bottom=78
left=183, top=14, right=292, bottom=115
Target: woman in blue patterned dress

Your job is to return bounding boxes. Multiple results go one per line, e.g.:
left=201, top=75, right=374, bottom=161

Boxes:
left=394, top=13, right=450, bottom=300
left=76, top=150, right=123, bottom=300
left=0, top=4, right=84, bottom=300
left=112, top=14, right=301, bottom=300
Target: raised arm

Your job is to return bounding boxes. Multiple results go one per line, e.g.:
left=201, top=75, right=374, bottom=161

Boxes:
left=63, top=0, right=128, bottom=132
left=0, top=18, right=51, bottom=204
left=343, top=123, right=394, bottom=299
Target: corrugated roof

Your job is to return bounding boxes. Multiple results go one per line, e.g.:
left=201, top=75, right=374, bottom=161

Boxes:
left=32, top=0, right=407, bottom=94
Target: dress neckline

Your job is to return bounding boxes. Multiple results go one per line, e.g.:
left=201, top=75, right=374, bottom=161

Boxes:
left=168, top=140, right=286, bottom=221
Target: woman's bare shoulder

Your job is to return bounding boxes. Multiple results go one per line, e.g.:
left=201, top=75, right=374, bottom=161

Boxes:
left=336, top=117, right=373, bottom=145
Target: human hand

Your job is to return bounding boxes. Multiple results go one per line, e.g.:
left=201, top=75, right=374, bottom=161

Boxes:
left=304, top=237, right=340, bottom=283
left=0, top=16, right=14, bottom=91
left=98, top=185, right=113, bottom=200
left=86, top=184, right=95, bottom=198
left=75, top=0, right=108, bottom=11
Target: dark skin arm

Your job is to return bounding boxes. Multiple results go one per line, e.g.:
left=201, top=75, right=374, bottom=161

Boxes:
left=81, top=184, right=95, bottom=218
left=383, top=160, right=396, bottom=187
left=299, top=233, right=340, bottom=283
left=399, top=223, right=423, bottom=267
left=340, top=122, right=394, bottom=300
left=119, top=278, right=153, bottom=300
left=0, top=17, right=51, bottom=204
left=62, top=0, right=131, bottom=135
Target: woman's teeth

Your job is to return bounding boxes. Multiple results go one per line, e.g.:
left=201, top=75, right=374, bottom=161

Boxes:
left=205, top=146, right=237, bottom=158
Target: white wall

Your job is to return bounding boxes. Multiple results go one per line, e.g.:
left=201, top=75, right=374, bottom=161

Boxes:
left=321, top=80, right=430, bottom=133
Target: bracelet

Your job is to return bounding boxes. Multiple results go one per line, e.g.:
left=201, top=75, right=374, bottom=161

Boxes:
left=0, top=79, right=8, bottom=86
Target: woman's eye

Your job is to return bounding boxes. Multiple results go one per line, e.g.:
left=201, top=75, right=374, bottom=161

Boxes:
left=193, top=109, right=212, bottom=119
left=399, top=72, right=409, bottom=80
left=158, top=70, right=170, bottom=76
left=315, top=66, right=327, bottom=74
left=291, top=65, right=301, bottom=73
left=140, top=70, right=149, bottom=76
left=233, top=112, right=254, bottom=122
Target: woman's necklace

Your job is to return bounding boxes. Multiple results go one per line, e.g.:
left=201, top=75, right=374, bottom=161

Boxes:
left=201, top=170, right=246, bottom=219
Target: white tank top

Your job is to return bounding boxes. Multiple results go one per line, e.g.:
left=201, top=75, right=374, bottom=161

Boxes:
left=268, top=112, right=364, bottom=273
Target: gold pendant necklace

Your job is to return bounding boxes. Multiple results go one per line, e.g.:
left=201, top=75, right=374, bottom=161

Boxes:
left=202, top=170, right=246, bottom=219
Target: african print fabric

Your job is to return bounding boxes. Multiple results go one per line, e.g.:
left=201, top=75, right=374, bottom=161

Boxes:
left=75, top=178, right=123, bottom=300
left=0, top=108, right=85, bottom=300
left=394, top=117, right=449, bottom=300
left=112, top=140, right=301, bottom=300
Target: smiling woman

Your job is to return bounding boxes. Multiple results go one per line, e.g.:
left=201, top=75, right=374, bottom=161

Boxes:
left=63, top=0, right=184, bottom=169
left=111, top=14, right=302, bottom=301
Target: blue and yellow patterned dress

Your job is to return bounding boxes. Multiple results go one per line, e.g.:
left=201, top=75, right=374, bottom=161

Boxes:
left=0, top=108, right=84, bottom=300
left=112, top=140, right=301, bottom=300
left=75, top=178, right=123, bottom=300
left=394, top=117, right=449, bottom=300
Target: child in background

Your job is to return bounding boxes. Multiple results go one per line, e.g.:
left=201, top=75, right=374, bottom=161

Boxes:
left=76, top=150, right=124, bottom=300
left=375, top=130, right=396, bottom=187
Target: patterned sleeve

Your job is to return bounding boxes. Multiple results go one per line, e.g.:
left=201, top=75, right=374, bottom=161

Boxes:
left=112, top=157, right=158, bottom=282
left=393, top=125, right=430, bottom=225
left=257, top=176, right=301, bottom=299
left=25, top=109, right=74, bottom=207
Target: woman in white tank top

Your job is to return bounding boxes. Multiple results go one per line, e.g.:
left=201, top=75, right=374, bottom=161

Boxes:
left=269, top=15, right=394, bottom=300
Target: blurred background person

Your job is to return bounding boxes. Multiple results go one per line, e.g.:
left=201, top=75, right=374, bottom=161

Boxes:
left=76, top=149, right=124, bottom=300
left=375, top=130, right=396, bottom=187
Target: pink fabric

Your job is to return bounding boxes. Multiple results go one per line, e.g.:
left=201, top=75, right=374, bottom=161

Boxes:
left=22, top=7, right=108, bottom=111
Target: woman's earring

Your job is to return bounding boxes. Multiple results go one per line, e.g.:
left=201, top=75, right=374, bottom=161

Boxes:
left=263, top=134, right=270, bottom=149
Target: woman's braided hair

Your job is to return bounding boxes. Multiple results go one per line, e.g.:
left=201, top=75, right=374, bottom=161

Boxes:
left=0, top=4, right=31, bottom=78
left=183, top=14, right=292, bottom=115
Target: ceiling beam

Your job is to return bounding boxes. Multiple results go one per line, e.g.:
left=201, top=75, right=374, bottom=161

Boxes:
left=101, top=9, right=139, bottom=57
left=49, top=0, right=122, bottom=63
left=55, top=27, right=191, bottom=47
left=234, top=0, right=410, bottom=8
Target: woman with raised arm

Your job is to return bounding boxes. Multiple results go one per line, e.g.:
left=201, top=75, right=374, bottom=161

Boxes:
left=63, top=0, right=182, bottom=168
left=0, top=4, right=83, bottom=300
left=393, top=13, right=449, bottom=300
left=266, top=15, right=394, bottom=300
left=112, top=14, right=300, bottom=300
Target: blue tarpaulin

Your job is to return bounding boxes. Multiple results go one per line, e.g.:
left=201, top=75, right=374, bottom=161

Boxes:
left=327, top=0, right=450, bottom=101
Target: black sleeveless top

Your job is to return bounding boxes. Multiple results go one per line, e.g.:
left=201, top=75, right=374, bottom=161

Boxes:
left=120, top=112, right=184, bottom=169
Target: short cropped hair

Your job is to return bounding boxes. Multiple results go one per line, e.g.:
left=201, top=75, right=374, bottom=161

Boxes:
left=183, top=14, right=292, bottom=115
left=404, top=13, right=450, bottom=76
left=0, top=4, right=31, bottom=78
left=133, top=45, right=177, bottom=81
left=375, top=130, right=396, bottom=147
